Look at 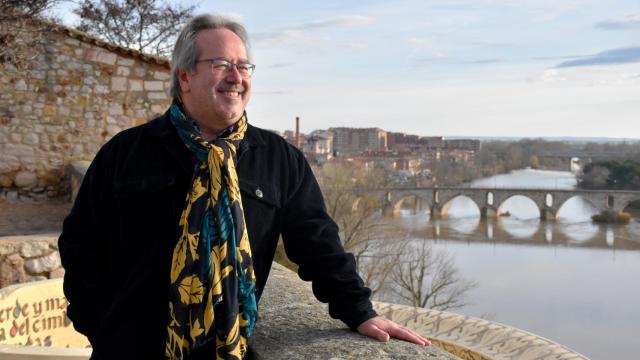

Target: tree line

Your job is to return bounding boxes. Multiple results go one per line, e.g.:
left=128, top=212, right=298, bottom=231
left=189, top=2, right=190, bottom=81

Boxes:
left=579, top=160, right=640, bottom=190
left=422, top=139, right=640, bottom=188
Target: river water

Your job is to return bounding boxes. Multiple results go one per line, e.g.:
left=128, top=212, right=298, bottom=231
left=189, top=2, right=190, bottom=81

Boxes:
left=392, top=169, right=640, bottom=360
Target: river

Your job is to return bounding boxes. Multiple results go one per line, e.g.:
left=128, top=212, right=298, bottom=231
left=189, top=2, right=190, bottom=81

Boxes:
left=391, top=169, right=640, bottom=360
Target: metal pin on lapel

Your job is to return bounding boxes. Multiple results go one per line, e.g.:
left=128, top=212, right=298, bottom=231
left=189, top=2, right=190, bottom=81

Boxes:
left=255, top=188, right=263, bottom=198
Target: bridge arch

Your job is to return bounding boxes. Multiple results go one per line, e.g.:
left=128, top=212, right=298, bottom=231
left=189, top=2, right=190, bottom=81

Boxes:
left=622, top=198, right=640, bottom=215
left=392, top=194, right=425, bottom=215
left=555, top=195, right=600, bottom=219
left=496, top=194, right=539, bottom=219
left=440, top=194, right=481, bottom=218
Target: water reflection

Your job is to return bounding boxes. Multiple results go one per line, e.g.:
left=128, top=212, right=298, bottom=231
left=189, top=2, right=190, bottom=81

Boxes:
left=388, top=169, right=640, bottom=360
left=398, top=213, right=640, bottom=251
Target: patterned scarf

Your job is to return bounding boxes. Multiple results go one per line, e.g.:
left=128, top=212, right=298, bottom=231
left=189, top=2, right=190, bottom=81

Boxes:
left=166, top=101, right=257, bottom=360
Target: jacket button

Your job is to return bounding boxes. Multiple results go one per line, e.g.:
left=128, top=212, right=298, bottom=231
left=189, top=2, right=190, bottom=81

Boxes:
left=255, top=189, right=263, bottom=198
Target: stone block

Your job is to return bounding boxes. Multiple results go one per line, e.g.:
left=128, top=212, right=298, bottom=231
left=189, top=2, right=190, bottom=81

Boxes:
left=58, top=106, right=70, bottom=117
left=0, top=254, right=27, bottom=287
left=133, top=118, right=147, bottom=126
left=0, top=175, right=12, bottom=187
left=43, top=105, right=57, bottom=117
left=23, top=133, right=39, bottom=146
left=144, top=81, right=164, bottom=91
left=6, top=191, right=18, bottom=201
left=14, top=171, right=37, bottom=188
left=20, top=241, right=51, bottom=258
left=151, top=104, right=165, bottom=114
left=49, top=267, right=65, bottom=279
left=25, top=251, right=61, bottom=275
left=106, top=124, right=121, bottom=136
left=153, top=71, right=171, bottom=80
left=14, top=79, right=27, bottom=91
left=117, top=57, right=135, bottom=66
left=129, top=79, right=143, bottom=91
left=72, top=143, right=84, bottom=157
left=94, top=85, right=108, bottom=94
left=116, top=66, right=130, bottom=76
left=0, top=157, right=19, bottom=173
left=148, top=91, right=168, bottom=100
left=65, top=38, right=80, bottom=46
left=0, top=243, right=18, bottom=256
left=111, top=77, right=127, bottom=91
left=96, top=52, right=117, bottom=65
left=10, top=133, right=22, bottom=142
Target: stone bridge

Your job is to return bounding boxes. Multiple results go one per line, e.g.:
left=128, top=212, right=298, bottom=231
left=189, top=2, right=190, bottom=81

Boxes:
left=353, top=186, right=640, bottom=220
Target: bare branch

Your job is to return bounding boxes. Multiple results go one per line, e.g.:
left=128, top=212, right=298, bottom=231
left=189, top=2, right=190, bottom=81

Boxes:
left=73, top=0, right=195, bottom=57
left=390, top=240, right=477, bottom=311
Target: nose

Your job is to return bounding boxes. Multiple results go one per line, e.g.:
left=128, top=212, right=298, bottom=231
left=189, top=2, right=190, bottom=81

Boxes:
left=225, top=64, right=243, bottom=83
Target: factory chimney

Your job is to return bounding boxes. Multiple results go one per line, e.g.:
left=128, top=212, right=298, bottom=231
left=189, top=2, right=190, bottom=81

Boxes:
left=295, top=116, right=300, bottom=148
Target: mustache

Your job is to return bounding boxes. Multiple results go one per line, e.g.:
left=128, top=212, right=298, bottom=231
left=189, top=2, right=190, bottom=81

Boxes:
left=217, top=84, right=245, bottom=92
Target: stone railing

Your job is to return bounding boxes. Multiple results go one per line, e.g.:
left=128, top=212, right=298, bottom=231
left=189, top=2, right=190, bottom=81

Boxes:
left=0, top=262, right=591, bottom=359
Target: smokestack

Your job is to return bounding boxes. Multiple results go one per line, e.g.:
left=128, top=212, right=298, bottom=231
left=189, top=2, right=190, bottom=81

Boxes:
left=295, top=116, right=300, bottom=148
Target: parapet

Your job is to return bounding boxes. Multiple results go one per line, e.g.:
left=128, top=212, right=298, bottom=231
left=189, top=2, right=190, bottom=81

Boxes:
left=0, top=261, right=588, bottom=359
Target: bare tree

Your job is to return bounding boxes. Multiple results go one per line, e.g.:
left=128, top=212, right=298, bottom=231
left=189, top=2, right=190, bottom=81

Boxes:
left=74, top=0, right=195, bottom=57
left=391, top=240, right=477, bottom=311
left=316, top=161, right=407, bottom=296
left=0, top=0, right=60, bottom=68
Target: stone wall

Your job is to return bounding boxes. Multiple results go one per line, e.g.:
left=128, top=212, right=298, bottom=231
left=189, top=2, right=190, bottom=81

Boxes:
left=0, top=25, right=172, bottom=201
left=0, top=234, right=62, bottom=289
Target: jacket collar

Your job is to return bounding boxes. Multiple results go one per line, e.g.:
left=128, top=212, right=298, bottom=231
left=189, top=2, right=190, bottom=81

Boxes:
left=147, top=109, right=266, bottom=175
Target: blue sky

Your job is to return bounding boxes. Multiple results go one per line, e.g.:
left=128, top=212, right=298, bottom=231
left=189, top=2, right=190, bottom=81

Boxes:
left=54, top=1, right=640, bottom=138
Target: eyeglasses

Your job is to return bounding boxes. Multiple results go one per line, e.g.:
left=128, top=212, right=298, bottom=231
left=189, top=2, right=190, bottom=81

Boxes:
left=195, top=57, right=256, bottom=78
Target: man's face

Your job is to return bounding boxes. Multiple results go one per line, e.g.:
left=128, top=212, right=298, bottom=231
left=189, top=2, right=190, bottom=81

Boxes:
left=179, top=28, right=251, bottom=133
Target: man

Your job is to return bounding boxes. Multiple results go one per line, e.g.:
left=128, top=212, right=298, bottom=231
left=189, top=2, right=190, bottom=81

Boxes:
left=59, top=14, right=429, bottom=359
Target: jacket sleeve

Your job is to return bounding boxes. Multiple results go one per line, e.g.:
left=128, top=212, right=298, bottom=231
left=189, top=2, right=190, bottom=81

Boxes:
left=58, top=144, right=113, bottom=343
left=280, top=151, right=377, bottom=331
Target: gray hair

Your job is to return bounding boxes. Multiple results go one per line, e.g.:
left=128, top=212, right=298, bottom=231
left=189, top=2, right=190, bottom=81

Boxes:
left=170, top=14, right=251, bottom=99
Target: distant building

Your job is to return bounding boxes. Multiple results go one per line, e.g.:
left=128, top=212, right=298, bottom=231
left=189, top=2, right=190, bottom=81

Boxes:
left=303, top=130, right=333, bottom=163
left=283, top=130, right=306, bottom=148
left=446, top=139, right=481, bottom=152
left=420, top=136, right=445, bottom=149
left=330, top=127, right=387, bottom=155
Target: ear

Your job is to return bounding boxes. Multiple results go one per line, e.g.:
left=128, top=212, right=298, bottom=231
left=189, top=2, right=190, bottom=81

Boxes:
left=177, top=69, right=192, bottom=93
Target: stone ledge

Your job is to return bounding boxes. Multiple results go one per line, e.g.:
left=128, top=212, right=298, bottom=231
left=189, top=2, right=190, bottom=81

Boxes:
left=374, top=303, right=589, bottom=360
left=253, top=263, right=458, bottom=359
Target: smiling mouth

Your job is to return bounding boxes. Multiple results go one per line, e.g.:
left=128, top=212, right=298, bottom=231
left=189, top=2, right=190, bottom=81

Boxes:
left=218, top=88, right=243, bottom=98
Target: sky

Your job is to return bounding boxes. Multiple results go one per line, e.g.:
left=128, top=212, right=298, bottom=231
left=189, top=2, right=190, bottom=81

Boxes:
left=53, top=0, right=640, bottom=139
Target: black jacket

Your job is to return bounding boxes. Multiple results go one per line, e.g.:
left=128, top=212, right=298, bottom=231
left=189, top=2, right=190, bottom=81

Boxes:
left=58, top=112, right=376, bottom=359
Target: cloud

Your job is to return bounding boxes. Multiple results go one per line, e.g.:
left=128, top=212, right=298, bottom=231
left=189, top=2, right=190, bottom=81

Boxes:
left=268, top=63, right=293, bottom=69
left=533, top=55, right=582, bottom=61
left=595, top=14, right=640, bottom=30
left=253, top=90, right=292, bottom=95
left=253, top=30, right=305, bottom=44
left=284, top=15, right=375, bottom=31
left=253, top=15, right=374, bottom=46
left=556, top=47, right=640, bottom=68
left=338, top=41, right=368, bottom=50
left=463, top=58, right=503, bottom=64
left=407, top=37, right=433, bottom=47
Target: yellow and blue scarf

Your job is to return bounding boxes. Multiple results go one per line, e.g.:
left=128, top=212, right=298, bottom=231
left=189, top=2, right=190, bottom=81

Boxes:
left=166, top=101, right=257, bottom=360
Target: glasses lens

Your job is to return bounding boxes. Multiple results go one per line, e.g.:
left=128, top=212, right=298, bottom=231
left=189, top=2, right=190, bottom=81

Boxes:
left=238, top=64, right=255, bottom=77
left=211, top=59, right=231, bottom=71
